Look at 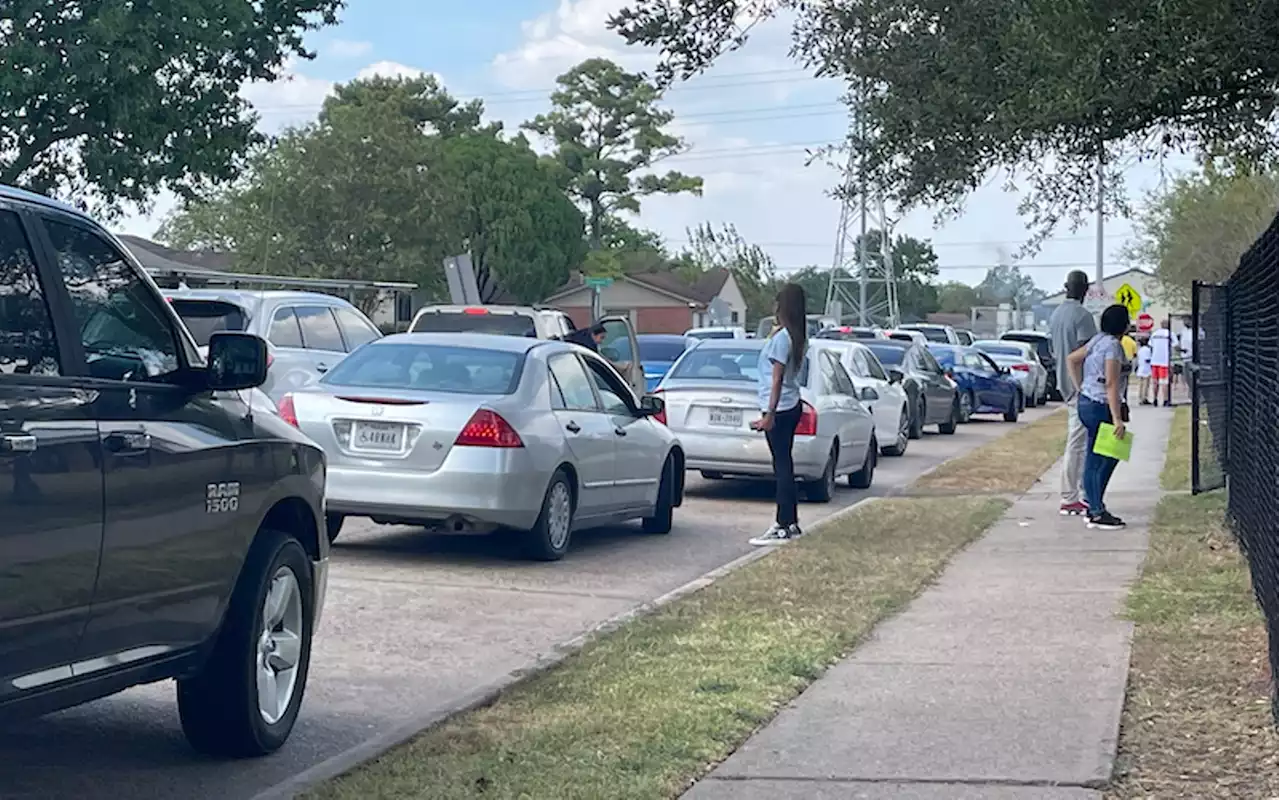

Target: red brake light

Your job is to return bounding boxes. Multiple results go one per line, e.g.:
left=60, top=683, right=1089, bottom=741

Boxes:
left=795, top=401, right=818, bottom=436
left=278, top=393, right=298, bottom=427
left=266, top=350, right=274, bottom=368
left=455, top=409, right=523, bottom=448
left=653, top=389, right=666, bottom=425
left=1011, top=363, right=1030, bottom=371
left=463, top=307, right=489, bottom=315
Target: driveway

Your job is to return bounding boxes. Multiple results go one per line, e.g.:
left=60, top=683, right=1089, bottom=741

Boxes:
left=0, top=409, right=1057, bottom=800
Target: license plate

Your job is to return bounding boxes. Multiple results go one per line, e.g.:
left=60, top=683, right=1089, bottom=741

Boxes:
left=708, top=408, right=743, bottom=427
left=352, top=421, right=404, bottom=452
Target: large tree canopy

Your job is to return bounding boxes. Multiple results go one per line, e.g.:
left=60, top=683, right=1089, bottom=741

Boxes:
left=159, top=76, right=585, bottom=304
left=523, top=57, right=703, bottom=248
left=611, top=0, right=1278, bottom=237
left=1, top=0, right=342, bottom=215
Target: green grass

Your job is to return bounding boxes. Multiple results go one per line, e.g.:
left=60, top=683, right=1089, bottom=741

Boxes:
left=305, top=497, right=1009, bottom=800
left=910, top=408, right=1066, bottom=494
left=1108, top=436, right=1277, bottom=798
left=1159, top=406, right=1191, bottom=491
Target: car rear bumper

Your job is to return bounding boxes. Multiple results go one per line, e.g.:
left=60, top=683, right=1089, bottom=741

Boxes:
left=325, top=462, right=547, bottom=531
left=681, top=431, right=830, bottom=480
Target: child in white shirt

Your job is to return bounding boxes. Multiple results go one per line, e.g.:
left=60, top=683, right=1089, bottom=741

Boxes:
left=1136, top=339, right=1153, bottom=405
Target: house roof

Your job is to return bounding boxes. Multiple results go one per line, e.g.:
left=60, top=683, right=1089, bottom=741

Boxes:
left=1040, top=267, right=1155, bottom=302
left=544, top=267, right=728, bottom=305
left=116, top=235, right=235, bottom=273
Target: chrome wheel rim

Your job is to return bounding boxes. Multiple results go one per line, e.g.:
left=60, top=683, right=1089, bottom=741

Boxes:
left=960, top=393, right=973, bottom=418
left=896, top=410, right=910, bottom=447
left=547, top=481, right=572, bottom=550
left=257, top=566, right=304, bottom=725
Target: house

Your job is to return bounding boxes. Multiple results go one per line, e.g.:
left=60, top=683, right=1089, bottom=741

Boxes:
left=1039, top=267, right=1183, bottom=326
left=543, top=267, right=748, bottom=334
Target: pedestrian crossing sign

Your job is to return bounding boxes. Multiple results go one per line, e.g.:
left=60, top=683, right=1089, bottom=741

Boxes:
left=1115, top=283, right=1142, bottom=318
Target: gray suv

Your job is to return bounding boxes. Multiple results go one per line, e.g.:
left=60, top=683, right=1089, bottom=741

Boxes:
left=165, top=289, right=383, bottom=402
left=0, top=186, right=329, bottom=757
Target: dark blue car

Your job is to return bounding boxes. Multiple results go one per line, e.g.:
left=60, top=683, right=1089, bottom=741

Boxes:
left=637, top=334, right=690, bottom=392
left=927, top=344, right=1022, bottom=423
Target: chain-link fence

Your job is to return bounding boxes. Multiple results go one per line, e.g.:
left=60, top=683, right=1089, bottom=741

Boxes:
left=1190, top=283, right=1229, bottom=491
left=1194, top=215, right=1279, bottom=723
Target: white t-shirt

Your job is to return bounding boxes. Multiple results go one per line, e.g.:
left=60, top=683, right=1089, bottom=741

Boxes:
left=1149, top=329, right=1172, bottom=367
left=1178, top=328, right=1196, bottom=360
left=756, top=328, right=808, bottom=412
left=1136, top=344, right=1153, bottom=377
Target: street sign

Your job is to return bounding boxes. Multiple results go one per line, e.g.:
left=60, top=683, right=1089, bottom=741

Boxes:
left=1136, top=312, right=1154, bottom=333
left=1115, top=282, right=1142, bottom=318
left=584, top=276, right=614, bottom=289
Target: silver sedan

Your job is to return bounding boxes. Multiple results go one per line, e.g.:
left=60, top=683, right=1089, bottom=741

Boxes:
left=973, top=339, right=1048, bottom=406
left=655, top=339, right=878, bottom=502
left=280, top=333, right=685, bottom=561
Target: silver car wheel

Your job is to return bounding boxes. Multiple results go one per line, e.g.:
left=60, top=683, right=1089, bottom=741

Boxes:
left=896, top=409, right=910, bottom=448
left=960, top=391, right=973, bottom=420
left=546, top=481, right=573, bottom=551
left=257, top=566, right=304, bottom=725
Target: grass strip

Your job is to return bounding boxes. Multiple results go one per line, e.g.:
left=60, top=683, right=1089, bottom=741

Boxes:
left=1159, top=405, right=1191, bottom=491
left=910, top=408, right=1066, bottom=494
left=1107, top=412, right=1277, bottom=799
left=305, top=496, right=1009, bottom=800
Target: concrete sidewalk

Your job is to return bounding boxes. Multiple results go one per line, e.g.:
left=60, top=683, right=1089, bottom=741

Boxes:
left=684, top=404, right=1174, bottom=800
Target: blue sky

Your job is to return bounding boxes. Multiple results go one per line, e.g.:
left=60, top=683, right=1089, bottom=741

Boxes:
left=118, top=0, right=1200, bottom=292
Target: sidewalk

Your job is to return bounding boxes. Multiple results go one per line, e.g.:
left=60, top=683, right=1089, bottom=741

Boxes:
left=684, top=404, right=1174, bottom=800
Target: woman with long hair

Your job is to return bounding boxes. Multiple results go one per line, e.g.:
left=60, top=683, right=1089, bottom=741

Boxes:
left=1067, top=303, right=1131, bottom=530
left=749, top=283, right=810, bottom=545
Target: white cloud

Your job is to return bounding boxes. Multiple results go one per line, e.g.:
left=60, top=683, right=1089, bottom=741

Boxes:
left=325, top=38, right=373, bottom=58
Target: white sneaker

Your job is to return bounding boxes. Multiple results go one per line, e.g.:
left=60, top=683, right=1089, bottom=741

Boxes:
left=749, top=524, right=792, bottom=546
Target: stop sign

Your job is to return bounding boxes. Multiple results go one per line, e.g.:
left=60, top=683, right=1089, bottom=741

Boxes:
left=1137, top=312, right=1154, bottom=333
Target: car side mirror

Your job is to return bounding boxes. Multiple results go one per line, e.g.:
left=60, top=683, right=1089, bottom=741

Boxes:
left=887, top=368, right=904, bottom=384
left=205, top=332, right=269, bottom=391
left=859, top=386, right=879, bottom=401
left=638, top=394, right=665, bottom=417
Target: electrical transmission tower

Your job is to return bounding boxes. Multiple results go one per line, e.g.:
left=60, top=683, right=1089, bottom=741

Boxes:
left=824, top=98, right=900, bottom=328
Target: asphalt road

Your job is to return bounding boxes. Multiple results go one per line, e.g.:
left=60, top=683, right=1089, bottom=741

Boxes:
left=0, top=408, right=1057, bottom=800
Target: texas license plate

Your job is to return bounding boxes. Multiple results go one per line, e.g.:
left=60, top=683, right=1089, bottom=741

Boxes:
left=352, top=421, right=404, bottom=452
left=708, top=408, right=743, bottom=427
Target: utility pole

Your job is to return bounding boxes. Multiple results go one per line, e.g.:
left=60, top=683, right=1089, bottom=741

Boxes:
left=1094, top=151, right=1105, bottom=287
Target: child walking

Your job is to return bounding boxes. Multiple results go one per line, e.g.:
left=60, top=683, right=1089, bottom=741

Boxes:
left=1136, top=337, right=1153, bottom=405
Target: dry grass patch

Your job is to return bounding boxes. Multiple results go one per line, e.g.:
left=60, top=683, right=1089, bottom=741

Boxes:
left=910, top=408, right=1066, bottom=494
left=1108, top=491, right=1278, bottom=800
left=305, top=497, right=1008, bottom=800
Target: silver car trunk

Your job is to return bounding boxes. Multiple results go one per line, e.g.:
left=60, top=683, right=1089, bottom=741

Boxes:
left=658, top=381, right=761, bottom=436
left=291, top=388, right=489, bottom=474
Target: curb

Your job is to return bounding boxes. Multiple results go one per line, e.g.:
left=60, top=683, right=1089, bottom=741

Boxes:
left=252, top=496, right=877, bottom=800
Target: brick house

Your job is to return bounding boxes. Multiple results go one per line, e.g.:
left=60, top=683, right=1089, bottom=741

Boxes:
left=544, top=268, right=748, bottom=334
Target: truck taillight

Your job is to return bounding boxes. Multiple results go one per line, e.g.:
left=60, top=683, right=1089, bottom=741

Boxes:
left=455, top=409, right=523, bottom=448
left=795, top=401, right=818, bottom=436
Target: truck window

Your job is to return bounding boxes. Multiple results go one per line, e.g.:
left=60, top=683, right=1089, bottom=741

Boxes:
left=168, top=299, right=248, bottom=347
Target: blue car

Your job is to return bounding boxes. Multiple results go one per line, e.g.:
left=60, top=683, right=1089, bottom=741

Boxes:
left=637, top=334, right=691, bottom=392
left=927, top=344, right=1022, bottom=423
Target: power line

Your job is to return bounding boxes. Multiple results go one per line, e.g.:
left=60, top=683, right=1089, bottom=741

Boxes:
left=661, top=233, right=1137, bottom=249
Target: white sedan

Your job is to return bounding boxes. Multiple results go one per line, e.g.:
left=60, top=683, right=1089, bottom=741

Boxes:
left=655, top=339, right=877, bottom=502
left=811, top=339, right=912, bottom=456
left=973, top=339, right=1049, bottom=406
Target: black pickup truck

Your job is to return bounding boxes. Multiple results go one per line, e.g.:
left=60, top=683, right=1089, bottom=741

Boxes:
left=0, top=185, right=329, bottom=757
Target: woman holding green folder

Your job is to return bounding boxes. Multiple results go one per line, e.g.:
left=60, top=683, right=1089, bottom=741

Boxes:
left=1067, top=304, right=1131, bottom=530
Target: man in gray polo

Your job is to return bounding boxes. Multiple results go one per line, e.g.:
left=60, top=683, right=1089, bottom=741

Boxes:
left=1049, top=270, right=1098, bottom=516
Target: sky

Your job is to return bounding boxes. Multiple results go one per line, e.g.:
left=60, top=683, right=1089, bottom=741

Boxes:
left=115, top=0, right=1201, bottom=292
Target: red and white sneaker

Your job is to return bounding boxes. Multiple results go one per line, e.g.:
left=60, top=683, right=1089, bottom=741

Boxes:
left=1059, top=501, right=1088, bottom=516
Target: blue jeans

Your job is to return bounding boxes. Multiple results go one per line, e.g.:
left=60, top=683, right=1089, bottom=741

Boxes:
left=1077, top=396, right=1119, bottom=517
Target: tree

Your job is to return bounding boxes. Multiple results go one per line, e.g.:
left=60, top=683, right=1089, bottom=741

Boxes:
left=1127, top=163, right=1278, bottom=305
left=848, top=230, right=941, bottom=321
left=937, top=281, right=981, bottom=315
left=1, top=0, right=342, bottom=216
left=784, top=267, right=834, bottom=315
left=159, top=77, right=584, bottom=304
left=523, top=58, right=703, bottom=249
left=976, top=264, right=1044, bottom=309
left=610, top=0, right=1278, bottom=239
left=676, top=222, right=778, bottom=323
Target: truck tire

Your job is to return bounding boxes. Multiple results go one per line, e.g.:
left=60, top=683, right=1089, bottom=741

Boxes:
left=177, top=528, right=315, bottom=758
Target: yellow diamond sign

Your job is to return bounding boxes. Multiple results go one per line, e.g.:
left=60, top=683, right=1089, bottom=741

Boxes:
left=1115, top=283, right=1142, bottom=318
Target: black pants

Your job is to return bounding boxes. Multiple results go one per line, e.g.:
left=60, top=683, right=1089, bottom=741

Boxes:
left=765, top=403, right=802, bottom=527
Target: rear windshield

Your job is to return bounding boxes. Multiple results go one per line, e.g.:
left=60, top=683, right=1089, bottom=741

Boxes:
left=907, top=326, right=951, bottom=342
left=410, top=310, right=537, bottom=337
left=686, top=330, right=735, bottom=340
left=669, top=348, right=809, bottom=385
left=638, top=338, right=688, bottom=362
left=977, top=343, right=1024, bottom=357
left=169, top=299, right=248, bottom=347
left=930, top=348, right=960, bottom=367
left=320, top=343, right=524, bottom=395
left=865, top=343, right=907, bottom=366
left=1003, top=334, right=1051, bottom=358
left=818, top=328, right=877, bottom=341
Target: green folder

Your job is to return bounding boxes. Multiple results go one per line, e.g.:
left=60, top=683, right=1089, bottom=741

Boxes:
left=1094, top=422, right=1133, bottom=461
